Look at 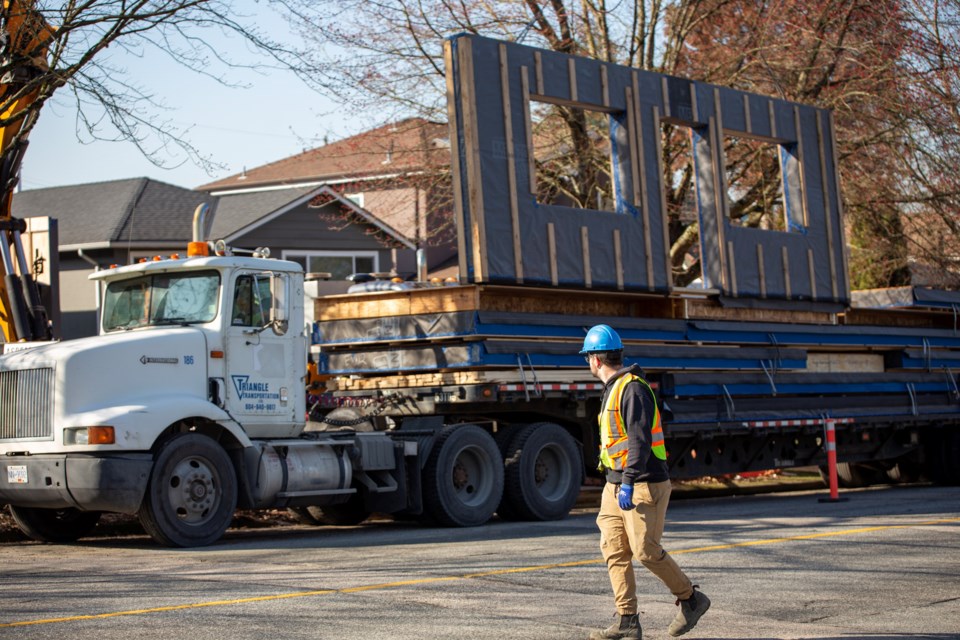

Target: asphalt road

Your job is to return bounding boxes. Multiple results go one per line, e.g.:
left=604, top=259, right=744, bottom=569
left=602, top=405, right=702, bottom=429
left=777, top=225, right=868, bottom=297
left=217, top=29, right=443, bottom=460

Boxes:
left=1, top=485, right=958, bottom=640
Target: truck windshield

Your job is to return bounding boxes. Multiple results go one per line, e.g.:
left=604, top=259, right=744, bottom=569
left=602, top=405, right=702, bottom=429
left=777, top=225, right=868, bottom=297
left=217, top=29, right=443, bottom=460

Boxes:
left=102, top=271, right=221, bottom=332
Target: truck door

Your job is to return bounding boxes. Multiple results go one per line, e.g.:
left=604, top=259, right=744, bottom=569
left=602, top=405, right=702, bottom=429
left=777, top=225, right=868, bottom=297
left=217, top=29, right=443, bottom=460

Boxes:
left=224, top=271, right=300, bottom=435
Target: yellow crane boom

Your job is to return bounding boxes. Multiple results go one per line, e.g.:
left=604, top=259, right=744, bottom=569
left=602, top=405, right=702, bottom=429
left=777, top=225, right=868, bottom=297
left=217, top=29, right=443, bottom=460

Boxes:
left=0, top=0, right=53, bottom=342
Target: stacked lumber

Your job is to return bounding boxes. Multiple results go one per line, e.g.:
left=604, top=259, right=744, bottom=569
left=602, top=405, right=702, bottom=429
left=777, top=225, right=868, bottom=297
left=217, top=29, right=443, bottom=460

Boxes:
left=315, top=284, right=960, bottom=382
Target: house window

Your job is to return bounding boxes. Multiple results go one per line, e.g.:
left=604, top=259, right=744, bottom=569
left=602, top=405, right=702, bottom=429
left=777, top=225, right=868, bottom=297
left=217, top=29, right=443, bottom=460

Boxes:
left=284, top=251, right=378, bottom=280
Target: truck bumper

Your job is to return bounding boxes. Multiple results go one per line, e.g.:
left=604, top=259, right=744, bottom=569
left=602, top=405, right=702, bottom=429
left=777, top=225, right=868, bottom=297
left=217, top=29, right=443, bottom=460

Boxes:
left=0, top=454, right=152, bottom=514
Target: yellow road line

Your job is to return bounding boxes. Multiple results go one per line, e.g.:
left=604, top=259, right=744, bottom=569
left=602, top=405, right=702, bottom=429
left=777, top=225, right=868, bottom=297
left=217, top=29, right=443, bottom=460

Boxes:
left=2, top=516, right=957, bottom=628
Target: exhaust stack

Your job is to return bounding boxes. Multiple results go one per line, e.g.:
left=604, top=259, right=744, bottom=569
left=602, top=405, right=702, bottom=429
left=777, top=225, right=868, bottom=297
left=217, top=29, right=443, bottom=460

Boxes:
left=187, top=203, right=210, bottom=257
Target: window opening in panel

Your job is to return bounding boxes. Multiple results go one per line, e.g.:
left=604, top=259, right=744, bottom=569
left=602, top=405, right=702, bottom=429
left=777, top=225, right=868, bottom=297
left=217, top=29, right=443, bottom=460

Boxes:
left=530, top=101, right=616, bottom=212
left=662, top=122, right=702, bottom=287
left=723, top=134, right=797, bottom=232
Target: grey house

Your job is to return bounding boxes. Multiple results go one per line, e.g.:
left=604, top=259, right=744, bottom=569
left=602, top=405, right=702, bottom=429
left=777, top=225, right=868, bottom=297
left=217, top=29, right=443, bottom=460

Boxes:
left=12, top=178, right=417, bottom=340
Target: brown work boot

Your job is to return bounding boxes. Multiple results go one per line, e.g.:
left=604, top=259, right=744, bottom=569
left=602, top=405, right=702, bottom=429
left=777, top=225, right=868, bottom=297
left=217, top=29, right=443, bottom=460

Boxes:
left=667, top=587, right=710, bottom=637
left=588, top=612, right=641, bottom=639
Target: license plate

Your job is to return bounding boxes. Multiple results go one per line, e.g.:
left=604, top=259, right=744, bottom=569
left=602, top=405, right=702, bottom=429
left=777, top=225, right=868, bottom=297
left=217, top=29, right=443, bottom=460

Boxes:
left=6, top=465, right=27, bottom=484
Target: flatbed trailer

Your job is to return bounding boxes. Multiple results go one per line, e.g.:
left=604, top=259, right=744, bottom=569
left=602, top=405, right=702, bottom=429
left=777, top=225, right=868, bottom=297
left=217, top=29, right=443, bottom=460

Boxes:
left=312, top=282, right=960, bottom=507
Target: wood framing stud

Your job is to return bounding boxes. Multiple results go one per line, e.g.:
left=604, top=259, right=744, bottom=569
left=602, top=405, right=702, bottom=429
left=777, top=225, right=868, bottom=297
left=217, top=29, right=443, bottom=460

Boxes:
left=522, top=67, right=536, bottom=196
left=728, top=240, right=739, bottom=297
left=782, top=246, right=792, bottom=299
left=793, top=106, right=810, bottom=227
left=690, top=81, right=699, bottom=123
left=443, top=41, right=470, bottom=282
left=500, top=44, right=523, bottom=282
left=581, top=226, right=592, bottom=288
left=807, top=249, right=817, bottom=302
left=534, top=51, right=544, bottom=94
left=661, top=77, right=671, bottom=118
left=743, top=94, right=752, bottom=134
left=601, top=65, right=609, bottom=108
left=614, top=229, right=624, bottom=290
left=768, top=101, right=778, bottom=138
left=547, top=222, right=559, bottom=286
left=568, top=58, right=578, bottom=102
left=757, top=244, right=767, bottom=299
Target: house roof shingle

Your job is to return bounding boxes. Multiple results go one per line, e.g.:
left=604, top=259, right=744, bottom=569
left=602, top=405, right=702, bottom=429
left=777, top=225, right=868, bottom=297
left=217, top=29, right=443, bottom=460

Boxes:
left=196, top=118, right=450, bottom=192
left=12, top=178, right=212, bottom=247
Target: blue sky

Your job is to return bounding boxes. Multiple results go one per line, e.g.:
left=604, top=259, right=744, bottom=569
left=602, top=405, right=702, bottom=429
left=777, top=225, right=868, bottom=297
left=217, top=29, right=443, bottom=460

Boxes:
left=17, top=4, right=364, bottom=192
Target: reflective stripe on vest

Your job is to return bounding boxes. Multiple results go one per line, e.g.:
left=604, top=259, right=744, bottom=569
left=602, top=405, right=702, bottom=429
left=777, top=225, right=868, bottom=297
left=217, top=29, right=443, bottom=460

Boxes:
left=598, top=373, right=667, bottom=470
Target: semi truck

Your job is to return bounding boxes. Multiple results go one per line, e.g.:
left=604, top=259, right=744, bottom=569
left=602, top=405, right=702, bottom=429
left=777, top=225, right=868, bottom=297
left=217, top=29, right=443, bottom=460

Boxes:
left=2, top=34, right=959, bottom=547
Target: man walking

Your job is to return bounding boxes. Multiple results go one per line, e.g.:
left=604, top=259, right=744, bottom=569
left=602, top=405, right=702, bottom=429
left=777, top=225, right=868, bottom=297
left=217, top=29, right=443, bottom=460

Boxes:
left=582, top=324, right=710, bottom=639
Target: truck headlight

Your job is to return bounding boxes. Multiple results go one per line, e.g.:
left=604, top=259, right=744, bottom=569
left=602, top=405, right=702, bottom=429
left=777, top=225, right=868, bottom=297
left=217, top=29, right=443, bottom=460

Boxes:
left=65, top=426, right=116, bottom=445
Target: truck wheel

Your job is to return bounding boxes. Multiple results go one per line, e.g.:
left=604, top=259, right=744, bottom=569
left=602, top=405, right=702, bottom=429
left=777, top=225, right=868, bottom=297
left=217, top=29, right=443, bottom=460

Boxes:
left=8, top=506, right=101, bottom=543
left=422, top=424, right=503, bottom=527
left=499, top=422, right=582, bottom=521
left=137, top=433, right=238, bottom=547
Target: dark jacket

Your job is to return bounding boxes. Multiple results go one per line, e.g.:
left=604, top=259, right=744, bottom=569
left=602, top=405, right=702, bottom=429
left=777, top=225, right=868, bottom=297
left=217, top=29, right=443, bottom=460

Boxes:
left=601, top=364, right=670, bottom=486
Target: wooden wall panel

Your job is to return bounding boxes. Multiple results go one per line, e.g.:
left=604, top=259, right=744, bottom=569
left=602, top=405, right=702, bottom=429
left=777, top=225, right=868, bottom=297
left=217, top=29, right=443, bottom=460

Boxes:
left=444, top=35, right=850, bottom=305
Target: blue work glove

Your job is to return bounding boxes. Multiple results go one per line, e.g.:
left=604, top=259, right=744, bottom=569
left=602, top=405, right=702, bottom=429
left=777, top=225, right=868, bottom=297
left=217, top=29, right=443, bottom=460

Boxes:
left=617, top=483, right=634, bottom=510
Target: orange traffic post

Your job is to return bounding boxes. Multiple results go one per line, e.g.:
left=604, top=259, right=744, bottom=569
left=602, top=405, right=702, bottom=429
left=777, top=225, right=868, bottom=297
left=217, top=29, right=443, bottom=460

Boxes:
left=819, top=418, right=848, bottom=503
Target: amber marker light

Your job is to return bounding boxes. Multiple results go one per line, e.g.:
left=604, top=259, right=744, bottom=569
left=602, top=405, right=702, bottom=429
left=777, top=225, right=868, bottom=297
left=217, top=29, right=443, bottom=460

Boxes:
left=187, top=241, right=209, bottom=257
left=67, top=426, right=116, bottom=445
left=88, top=427, right=116, bottom=445
left=210, top=350, right=224, bottom=359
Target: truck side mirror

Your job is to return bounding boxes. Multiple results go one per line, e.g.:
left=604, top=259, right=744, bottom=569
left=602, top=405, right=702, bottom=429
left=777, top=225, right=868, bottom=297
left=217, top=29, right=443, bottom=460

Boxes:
left=270, top=273, right=288, bottom=335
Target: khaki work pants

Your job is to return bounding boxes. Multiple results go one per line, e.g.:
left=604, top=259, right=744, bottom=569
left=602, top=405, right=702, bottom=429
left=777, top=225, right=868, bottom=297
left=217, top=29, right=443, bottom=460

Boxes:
left=596, top=480, right=694, bottom=614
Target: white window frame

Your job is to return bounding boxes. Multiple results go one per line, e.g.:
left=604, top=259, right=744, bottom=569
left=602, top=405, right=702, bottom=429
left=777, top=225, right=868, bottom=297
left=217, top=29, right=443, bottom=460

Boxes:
left=282, top=250, right=380, bottom=278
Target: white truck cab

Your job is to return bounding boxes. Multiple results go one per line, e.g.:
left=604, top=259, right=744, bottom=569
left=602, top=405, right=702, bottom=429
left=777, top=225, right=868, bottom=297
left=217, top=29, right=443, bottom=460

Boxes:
left=92, top=254, right=308, bottom=440
left=0, top=250, right=352, bottom=546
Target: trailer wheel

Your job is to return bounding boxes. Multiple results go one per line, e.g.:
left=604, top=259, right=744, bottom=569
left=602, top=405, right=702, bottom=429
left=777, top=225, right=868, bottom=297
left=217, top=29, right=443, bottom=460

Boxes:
left=499, top=422, right=582, bottom=521
left=137, top=433, right=237, bottom=547
left=422, top=424, right=503, bottom=527
left=8, top=506, right=101, bottom=543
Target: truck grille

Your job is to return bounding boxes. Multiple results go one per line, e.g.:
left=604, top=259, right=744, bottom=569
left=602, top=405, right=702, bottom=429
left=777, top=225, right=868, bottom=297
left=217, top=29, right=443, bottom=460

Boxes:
left=0, top=368, right=54, bottom=440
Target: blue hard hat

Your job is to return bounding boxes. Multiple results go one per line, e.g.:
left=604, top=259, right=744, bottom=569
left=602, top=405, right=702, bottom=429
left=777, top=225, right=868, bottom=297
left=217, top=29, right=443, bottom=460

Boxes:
left=579, top=324, right=623, bottom=355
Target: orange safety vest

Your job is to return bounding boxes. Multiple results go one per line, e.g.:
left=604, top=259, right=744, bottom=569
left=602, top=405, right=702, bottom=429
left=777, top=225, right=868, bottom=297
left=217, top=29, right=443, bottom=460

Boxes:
left=598, top=373, right=667, bottom=471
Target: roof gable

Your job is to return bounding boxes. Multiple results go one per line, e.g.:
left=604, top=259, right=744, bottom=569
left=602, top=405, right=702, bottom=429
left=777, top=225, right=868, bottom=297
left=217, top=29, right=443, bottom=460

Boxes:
left=197, top=118, right=450, bottom=192
left=210, top=185, right=415, bottom=249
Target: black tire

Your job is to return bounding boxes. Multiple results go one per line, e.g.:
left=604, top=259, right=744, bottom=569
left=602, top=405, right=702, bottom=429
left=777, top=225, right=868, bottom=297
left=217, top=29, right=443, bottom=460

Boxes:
left=422, top=424, right=503, bottom=527
left=831, top=462, right=883, bottom=488
left=499, top=422, right=583, bottom=521
left=137, top=433, right=238, bottom=547
left=8, top=505, right=101, bottom=543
